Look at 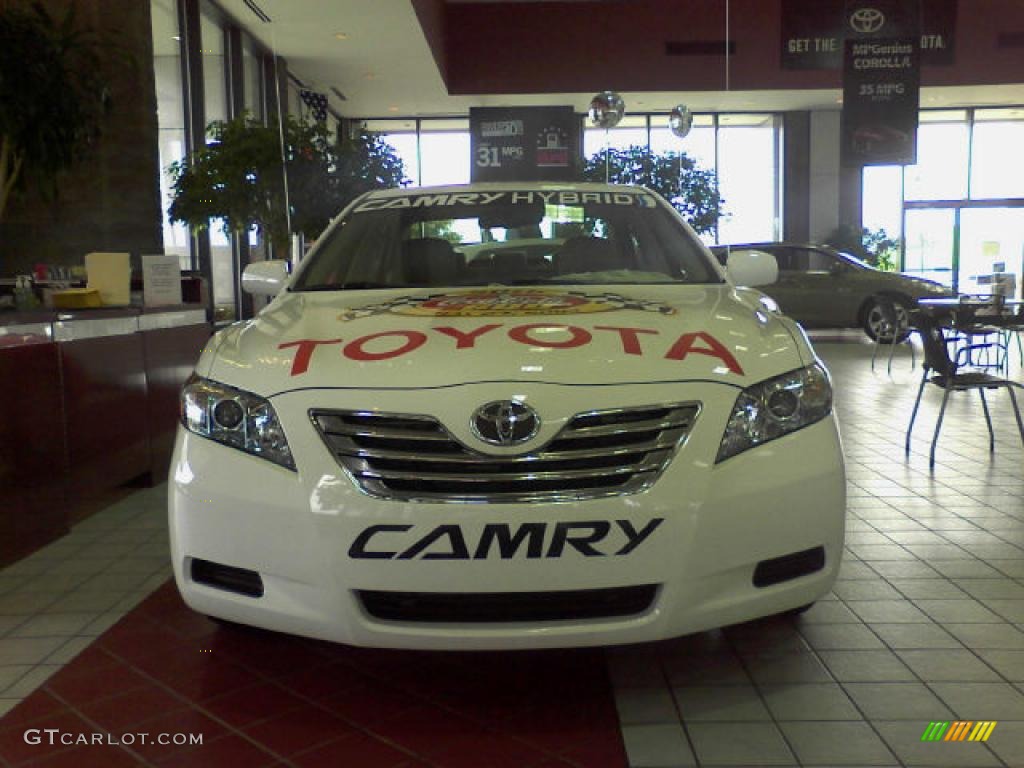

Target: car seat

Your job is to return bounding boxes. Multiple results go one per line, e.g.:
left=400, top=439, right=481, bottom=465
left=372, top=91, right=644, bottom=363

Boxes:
left=557, top=236, right=621, bottom=276
left=402, top=238, right=463, bottom=286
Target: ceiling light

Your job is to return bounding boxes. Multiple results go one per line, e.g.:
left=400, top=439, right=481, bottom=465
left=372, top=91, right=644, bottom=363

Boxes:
left=334, top=32, right=349, bottom=40
left=387, top=106, right=399, bottom=112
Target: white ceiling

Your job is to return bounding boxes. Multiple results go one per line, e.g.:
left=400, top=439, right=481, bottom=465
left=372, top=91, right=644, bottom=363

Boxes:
left=211, top=0, right=1024, bottom=119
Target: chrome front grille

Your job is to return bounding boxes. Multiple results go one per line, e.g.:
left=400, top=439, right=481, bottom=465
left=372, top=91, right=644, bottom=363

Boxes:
left=310, top=403, right=700, bottom=503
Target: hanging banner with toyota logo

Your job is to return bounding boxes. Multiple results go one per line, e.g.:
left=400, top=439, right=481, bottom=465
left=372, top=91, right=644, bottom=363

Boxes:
left=781, top=0, right=955, bottom=70
left=469, top=106, right=580, bottom=182
left=841, top=0, right=921, bottom=167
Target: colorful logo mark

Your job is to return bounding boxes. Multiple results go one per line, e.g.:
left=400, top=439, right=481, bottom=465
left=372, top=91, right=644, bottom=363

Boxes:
left=338, top=290, right=678, bottom=322
left=921, top=721, right=997, bottom=742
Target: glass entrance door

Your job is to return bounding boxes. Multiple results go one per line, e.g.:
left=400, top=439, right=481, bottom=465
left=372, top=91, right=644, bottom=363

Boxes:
left=959, top=208, right=1024, bottom=298
left=904, top=208, right=956, bottom=288
left=903, top=206, right=1024, bottom=295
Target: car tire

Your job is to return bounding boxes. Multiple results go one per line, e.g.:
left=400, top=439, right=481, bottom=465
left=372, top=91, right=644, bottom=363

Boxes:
left=863, top=297, right=910, bottom=343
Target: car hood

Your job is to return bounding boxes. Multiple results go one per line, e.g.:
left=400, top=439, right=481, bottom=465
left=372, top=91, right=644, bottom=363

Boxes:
left=204, top=285, right=810, bottom=394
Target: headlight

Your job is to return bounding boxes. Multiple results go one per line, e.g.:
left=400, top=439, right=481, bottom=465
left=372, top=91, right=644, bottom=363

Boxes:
left=716, top=363, right=832, bottom=463
left=181, top=375, right=295, bottom=470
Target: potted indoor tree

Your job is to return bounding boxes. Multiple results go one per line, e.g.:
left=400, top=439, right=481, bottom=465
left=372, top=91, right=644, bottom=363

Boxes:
left=168, top=116, right=407, bottom=247
left=579, top=146, right=723, bottom=237
left=825, top=224, right=899, bottom=271
left=0, top=2, right=115, bottom=225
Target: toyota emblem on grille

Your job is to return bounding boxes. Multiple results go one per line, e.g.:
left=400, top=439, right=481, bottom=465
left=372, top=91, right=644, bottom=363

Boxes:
left=849, top=7, right=885, bottom=33
left=471, top=401, right=540, bottom=447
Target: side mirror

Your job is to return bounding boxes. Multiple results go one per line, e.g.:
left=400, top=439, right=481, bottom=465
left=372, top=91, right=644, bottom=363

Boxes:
left=242, top=260, right=290, bottom=296
left=726, top=249, right=779, bottom=288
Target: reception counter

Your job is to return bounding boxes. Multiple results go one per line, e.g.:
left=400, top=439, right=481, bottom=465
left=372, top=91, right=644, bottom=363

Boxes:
left=0, top=306, right=210, bottom=565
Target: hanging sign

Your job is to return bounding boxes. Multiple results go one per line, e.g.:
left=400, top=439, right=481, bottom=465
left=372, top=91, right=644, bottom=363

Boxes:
left=469, top=106, right=580, bottom=183
left=841, top=0, right=921, bottom=167
left=781, top=0, right=955, bottom=70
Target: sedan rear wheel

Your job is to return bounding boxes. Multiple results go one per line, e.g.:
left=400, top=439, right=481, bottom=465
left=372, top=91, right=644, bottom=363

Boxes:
left=863, top=298, right=910, bottom=343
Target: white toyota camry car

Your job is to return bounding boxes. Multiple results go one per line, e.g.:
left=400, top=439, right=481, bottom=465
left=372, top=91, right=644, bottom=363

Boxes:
left=170, top=182, right=845, bottom=649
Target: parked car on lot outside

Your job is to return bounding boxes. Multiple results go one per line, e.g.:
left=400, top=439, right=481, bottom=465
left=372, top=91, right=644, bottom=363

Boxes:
left=710, top=242, right=954, bottom=340
left=170, top=182, right=845, bottom=650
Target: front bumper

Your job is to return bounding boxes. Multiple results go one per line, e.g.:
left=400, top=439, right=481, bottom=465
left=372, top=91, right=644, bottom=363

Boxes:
left=169, top=381, right=845, bottom=649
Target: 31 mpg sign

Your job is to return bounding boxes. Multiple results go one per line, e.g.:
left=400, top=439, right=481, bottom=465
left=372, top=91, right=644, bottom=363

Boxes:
left=469, top=106, right=580, bottom=183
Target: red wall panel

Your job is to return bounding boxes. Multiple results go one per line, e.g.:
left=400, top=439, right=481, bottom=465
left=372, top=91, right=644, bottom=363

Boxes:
left=440, top=0, right=1024, bottom=94
left=0, top=342, right=68, bottom=565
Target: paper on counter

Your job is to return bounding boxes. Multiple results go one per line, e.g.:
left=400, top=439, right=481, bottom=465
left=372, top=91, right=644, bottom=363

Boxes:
left=85, top=252, right=131, bottom=306
left=142, top=254, right=183, bottom=307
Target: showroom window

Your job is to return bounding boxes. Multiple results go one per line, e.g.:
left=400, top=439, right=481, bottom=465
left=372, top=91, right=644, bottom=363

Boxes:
left=200, top=2, right=234, bottom=320
left=288, top=80, right=304, bottom=118
left=582, top=115, right=648, bottom=157
left=363, top=118, right=470, bottom=187
left=365, top=112, right=780, bottom=245
left=364, top=119, right=419, bottom=185
left=150, top=0, right=190, bottom=269
left=584, top=112, right=780, bottom=244
left=903, top=111, right=969, bottom=202
left=649, top=114, right=716, bottom=174
left=716, top=114, right=780, bottom=245
left=862, top=165, right=904, bottom=239
left=970, top=108, right=1024, bottom=200
left=419, top=119, right=471, bottom=187
left=200, top=6, right=228, bottom=131
left=241, top=37, right=263, bottom=119
left=862, top=108, right=1024, bottom=293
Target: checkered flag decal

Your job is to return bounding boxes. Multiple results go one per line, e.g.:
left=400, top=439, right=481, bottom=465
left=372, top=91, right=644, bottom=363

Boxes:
left=339, top=295, right=441, bottom=322
left=588, top=292, right=679, bottom=315
left=337, top=291, right=677, bottom=322
left=300, top=90, right=329, bottom=123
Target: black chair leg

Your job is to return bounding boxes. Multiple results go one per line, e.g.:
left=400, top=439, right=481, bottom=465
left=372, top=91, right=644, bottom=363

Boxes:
left=930, top=386, right=952, bottom=469
left=979, top=387, right=995, bottom=452
left=1008, top=384, right=1024, bottom=448
left=906, top=372, right=928, bottom=455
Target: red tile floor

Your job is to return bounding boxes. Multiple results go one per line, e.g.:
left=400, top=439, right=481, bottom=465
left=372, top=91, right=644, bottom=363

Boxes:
left=0, top=583, right=627, bottom=767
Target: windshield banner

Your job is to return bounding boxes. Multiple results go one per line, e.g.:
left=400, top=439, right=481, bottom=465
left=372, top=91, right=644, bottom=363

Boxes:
left=354, top=190, right=657, bottom=213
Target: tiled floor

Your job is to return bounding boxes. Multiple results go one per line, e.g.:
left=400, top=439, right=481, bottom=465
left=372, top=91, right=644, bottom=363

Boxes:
left=0, top=583, right=625, bottom=767
left=0, top=485, right=171, bottom=717
left=2, top=336, right=1024, bottom=766
left=611, top=337, right=1024, bottom=767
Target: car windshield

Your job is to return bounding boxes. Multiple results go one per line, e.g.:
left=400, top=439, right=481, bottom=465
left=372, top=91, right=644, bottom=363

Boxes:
left=291, top=189, right=722, bottom=291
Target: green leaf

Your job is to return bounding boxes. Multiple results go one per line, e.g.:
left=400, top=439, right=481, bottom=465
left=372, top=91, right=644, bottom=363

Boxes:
left=167, top=116, right=408, bottom=247
left=578, top=145, right=723, bottom=236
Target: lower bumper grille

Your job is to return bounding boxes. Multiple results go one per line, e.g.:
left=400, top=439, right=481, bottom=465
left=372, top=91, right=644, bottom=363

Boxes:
left=358, top=585, right=658, bottom=623
left=753, top=546, right=826, bottom=588
left=311, top=404, right=699, bottom=503
left=191, top=558, right=264, bottom=597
